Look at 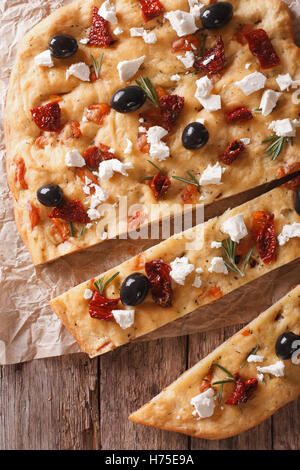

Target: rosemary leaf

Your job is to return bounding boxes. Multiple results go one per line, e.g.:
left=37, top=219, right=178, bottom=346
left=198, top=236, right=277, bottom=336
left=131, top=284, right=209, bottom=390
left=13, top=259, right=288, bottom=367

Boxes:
left=94, top=272, right=120, bottom=295
left=221, top=239, right=245, bottom=277
left=147, top=160, right=165, bottom=174
left=213, top=362, right=235, bottom=379
left=69, top=222, right=74, bottom=237
left=218, top=383, right=224, bottom=404
left=241, top=344, right=260, bottom=368
left=262, top=135, right=291, bottom=161
left=136, top=76, right=159, bottom=107
left=91, top=53, right=104, bottom=79
left=198, top=33, right=207, bottom=57
left=242, top=246, right=254, bottom=271
left=212, top=379, right=235, bottom=385
left=77, top=225, right=86, bottom=239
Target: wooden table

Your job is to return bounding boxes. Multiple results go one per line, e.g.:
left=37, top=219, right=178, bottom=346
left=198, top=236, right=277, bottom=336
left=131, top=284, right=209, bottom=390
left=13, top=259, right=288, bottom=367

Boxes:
left=1, top=323, right=299, bottom=450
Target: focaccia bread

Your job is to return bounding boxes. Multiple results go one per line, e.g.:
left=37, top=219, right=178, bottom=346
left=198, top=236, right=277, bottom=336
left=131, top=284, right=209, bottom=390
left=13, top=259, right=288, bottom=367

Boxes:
left=5, top=0, right=300, bottom=265
left=129, top=285, right=300, bottom=440
left=50, top=184, right=300, bottom=357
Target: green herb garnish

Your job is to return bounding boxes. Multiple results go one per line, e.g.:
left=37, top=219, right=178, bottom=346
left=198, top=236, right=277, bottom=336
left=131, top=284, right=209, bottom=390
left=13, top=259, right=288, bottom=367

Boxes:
left=213, top=363, right=235, bottom=379
left=241, top=345, right=260, bottom=368
left=198, top=33, right=207, bottom=57
left=218, top=383, right=224, bottom=404
left=262, top=135, right=293, bottom=161
left=221, top=238, right=254, bottom=277
left=77, top=225, right=86, bottom=239
left=252, top=108, right=262, bottom=113
left=135, top=76, right=159, bottom=107
left=147, top=160, right=166, bottom=174
left=172, top=170, right=201, bottom=192
left=91, top=53, right=104, bottom=79
left=69, top=222, right=74, bottom=237
left=212, top=363, right=235, bottom=404
left=94, top=272, right=120, bottom=295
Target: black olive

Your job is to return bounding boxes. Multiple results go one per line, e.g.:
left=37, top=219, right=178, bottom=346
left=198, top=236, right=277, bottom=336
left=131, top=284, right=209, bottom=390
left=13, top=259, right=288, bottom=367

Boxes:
left=275, top=332, right=300, bottom=360
left=111, top=86, right=147, bottom=113
left=182, top=122, right=209, bottom=150
left=37, top=184, right=64, bottom=207
left=200, top=2, right=233, bottom=29
left=49, top=34, right=78, bottom=59
left=120, top=273, right=150, bottom=307
left=294, top=188, right=300, bottom=215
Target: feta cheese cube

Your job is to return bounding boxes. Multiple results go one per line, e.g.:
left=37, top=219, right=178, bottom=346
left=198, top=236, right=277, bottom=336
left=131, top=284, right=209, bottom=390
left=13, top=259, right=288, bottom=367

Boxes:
left=199, top=162, right=225, bottom=186
left=117, top=56, right=146, bottom=82
left=124, top=138, right=133, bottom=154
left=278, top=223, right=300, bottom=246
left=146, top=126, right=170, bottom=161
left=192, top=276, right=202, bottom=288
left=98, top=159, right=133, bottom=181
left=164, top=10, right=198, bottom=37
left=113, top=27, right=123, bottom=35
left=66, top=62, right=91, bottom=81
left=34, top=50, right=54, bottom=68
left=190, top=388, right=216, bottom=419
left=257, top=360, right=285, bottom=377
left=235, top=72, right=266, bottom=96
left=247, top=354, right=264, bottom=363
left=83, top=289, right=93, bottom=300
left=112, top=309, right=135, bottom=329
left=268, top=118, right=297, bottom=137
left=195, top=76, right=213, bottom=99
left=171, top=74, right=181, bottom=82
left=177, top=51, right=195, bottom=69
left=259, top=90, right=281, bottom=116
left=170, top=256, right=195, bottom=285
left=99, top=0, right=118, bottom=24
left=210, top=241, right=222, bottom=249
left=65, top=150, right=85, bottom=167
left=197, top=94, right=222, bottom=112
left=240, top=138, right=251, bottom=145
left=221, top=214, right=248, bottom=243
left=276, top=73, right=294, bottom=91
left=208, top=257, right=228, bottom=274
left=188, top=0, right=204, bottom=18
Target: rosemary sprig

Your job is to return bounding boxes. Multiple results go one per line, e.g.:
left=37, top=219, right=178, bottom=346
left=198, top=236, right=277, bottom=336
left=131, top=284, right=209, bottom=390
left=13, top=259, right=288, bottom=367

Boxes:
left=77, top=225, right=86, bottom=239
left=252, top=108, right=262, bottom=113
left=241, top=345, right=260, bottom=368
left=212, top=379, right=235, bottom=385
left=135, top=76, right=159, bottom=107
left=147, top=160, right=166, bottom=175
left=198, top=33, right=207, bottom=57
left=69, top=222, right=74, bottom=237
left=94, top=272, right=120, bottom=295
left=218, top=383, right=224, bottom=404
left=221, top=238, right=254, bottom=277
left=91, top=53, right=104, bottom=79
left=262, top=135, right=293, bottom=161
left=172, top=171, right=201, bottom=192
left=212, top=363, right=235, bottom=403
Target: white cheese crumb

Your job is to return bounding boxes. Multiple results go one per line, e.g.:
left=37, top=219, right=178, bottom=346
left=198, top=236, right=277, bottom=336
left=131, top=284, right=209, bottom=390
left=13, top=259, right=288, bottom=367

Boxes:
left=196, top=118, right=206, bottom=125
left=257, top=360, right=285, bottom=377
left=66, top=62, right=90, bottom=82
left=124, top=138, right=133, bottom=154
left=195, top=76, right=213, bottom=99
left=197, top=94, right=222, bottom=112
left=98, top=159, right=133, bottom=181
left=240, top=138, right=251, bottom=145
left=87, top=208, right=101, bottom=220
left=245, top=63, right=251, bottom=69
left=276, top=73, right=294, bottom=91
left=113, top=27, right=123, bottom=35
left=65, top=150, right=85, bottom=167
left=170, top=256, right=194, bottom=285
left=277, top=223, right=300, bottom=246
left=171, top=74, right=181, bottom=82
left=192, top=276, right=202, bottom=288
left=83, top=289, right=93, bottom=300
left=188, top=0, right=204, bottom=18
left=80, top=38, right=90, bottom=44
left=177, top=51, right=195, bottom=69
left=211, top=241, right=222, bottom=249
left=190, top=388, right=216, bottom=419
left=259, top=90, right=281, bottom=116
left=146, top=126, right=170, bottom=161
left=86, top=223, right=93, bottom=229
left=99, top=0, right=118, bottom=24
left=268, top=118, right=297, bottom=137
left=130, top=27, right=157, bottom=44
left=257, top=373, right=264, bottom=383
left=112, top=310, right=135, bottom=329
left=247, top=354, right=264, bottom=363
left=117, top=56, right=146, bottom=81
left=164, top=10, right=197, bottom=37
left=221, top=214, right=248, bottom=243
left=195, top=267, right=204, bottom=274
left=199, top=162, right=225, bottom=186
left=34, top=50, right=54, bottom=68
left=89, top=184, right=109, bottom=208
left=235, top=72, right=266, bottom=96
left=208, top=257, right=228, bottom=274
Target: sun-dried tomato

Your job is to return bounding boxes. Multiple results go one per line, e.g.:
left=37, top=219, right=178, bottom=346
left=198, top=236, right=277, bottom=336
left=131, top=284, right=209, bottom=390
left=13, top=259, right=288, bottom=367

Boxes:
left=226, top=373, right=258, bottom=406
left=27, top=202, right=40, bottom=229
left=50, top=219, right=71, bottom=243
left=233, top=24, right=253, bottom=45
left=181, top=184, right=199, bottom=203
left=128, top=211, right=148, bottom=230
left=171, top=34, right=201, bottom=53
left=89, top=6, right=114, bottom=47
left=138, top=0, right=164, bottom=22
left=219, top=140, right=245, bottom=165
left=145, top=259, right=173, bottom=308
left=89, top=290, right=119, bottom=320
left=245, top=29, right=280, bottom=69
left=70, top=121, right=82, bottom=139
left=83, top=144, right=115, bottom=169
left=225, top=106, right=253, bottom=124
left=31, top=101, right=61, bottom=132
left=252, top=211, right=276, bottom=265
left=158, top=94, right=185, bottom=132
left=137, top=133, right=150, bottom=153
left=199, top=373, right=213, bottom=393
left=150, top=173, right=171, bottom=200
left=193, top=37, right=225, bottom=75
left=75, top=167, right=98, bottom=186
left=15, top=158, right=28, bottom=190
left=86, top=103, right=111, bottom=125
left=277, top=163, right=300, bottom=191
left=48, top=199, right=89, bottom=224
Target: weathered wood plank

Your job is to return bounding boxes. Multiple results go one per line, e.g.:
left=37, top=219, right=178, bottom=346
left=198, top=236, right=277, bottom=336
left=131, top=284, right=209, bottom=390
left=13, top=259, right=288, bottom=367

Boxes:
left=0, top=353, right=100, bottom=450
left=272, top=399, right=300, bottom=450
left=99, top=337, right=189, bottom=450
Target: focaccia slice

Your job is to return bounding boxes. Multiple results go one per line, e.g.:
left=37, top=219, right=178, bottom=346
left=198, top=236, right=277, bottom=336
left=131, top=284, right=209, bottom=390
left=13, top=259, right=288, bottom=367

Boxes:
left=129, top=285, right=300, bottom=440
left=5, top=0, right=300, bottom=265
left=50, top=184, right=300, bottom=357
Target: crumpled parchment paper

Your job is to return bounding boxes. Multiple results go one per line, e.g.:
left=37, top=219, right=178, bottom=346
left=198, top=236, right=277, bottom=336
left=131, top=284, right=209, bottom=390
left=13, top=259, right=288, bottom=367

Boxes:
left=0, top=0, right=299, bottom=365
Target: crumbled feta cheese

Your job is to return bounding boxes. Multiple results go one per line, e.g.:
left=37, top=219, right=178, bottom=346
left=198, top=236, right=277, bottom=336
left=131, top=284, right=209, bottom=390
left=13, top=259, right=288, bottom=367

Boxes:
left=87, top=208, right=101, bottom=220
left=112, top=309, right=135, bottom=329
left=268, top=118, right=297, bottom=137
left=192, top=276, right=202, bottom=288
left=197, top=94, right=222, bottom=112
left=124, top=138, right=133, bottom=154
left=257, top=360, right=285, bottom=377
left=257, top=373, right=264, bottom=382
left=245, top=63, right=251, bottom=69
left=102, top=231, right=108, bottom=240
left=171, top=74, right=181, bottom=82
left=247, top=354, right=264, bottom=363
left=235, top=72, right=266, bottom=96
left=138, top=126, right=147, bottom=133
left=83, top=289, right=93, bottom=300
left=195, top=267, right=203, bottom=274
left=211, top=241, right=222, bottom=249
left=109, top=148, right=115, bottom=154
left=276, top=73, right=294, bottom=91
left=80, top=38, right=90, bottom=44
left=99, top=0, right=117, bottom=24
left=89, top=185, right=109, bottom=209
left=202, top=54, right=215, bottom=66
left=113, top=27, right=123, bottom=35
left=199, top=162, right=225, bottom=186
left=65, top=150, right=85, bottom=167
left=146, top=126, right=170, bottom=161
left=130, top=27, right=157, bottom=44
left=195, top=76, right=213, bottom=99
left=177, top=51, right=195, bottom=68
left=188, top=0, right=204, bottom=18
left=139, top=117, right=145, bottom=123
left=292, top=343, right=300, bottom=365
left=170, top=256, right=194, bottom=285
left=240, top=138, right=251, bottom=145
left=98, top=159, right=133, bottom=181
left=208, top=257, right=228, bottom=274
left=221, top=214, right=248, bottom=243
left=278, top=223, right=300, bottom=246
left=86, top=223, right=93, bottom=229
left=196, top=118, right=206, bottom=125
left=66, top=62, right=90, bottom=81
left=82, top=116, right=89, bottom=123
left=117, top=56, right=146, bottom=81
left=164, top=10, right=197, bottom=37
left=259, top=90, right=281, bottom=116
left=190, top=388, right=216, bottom=419
left=34, top=50, right=54, bottom=67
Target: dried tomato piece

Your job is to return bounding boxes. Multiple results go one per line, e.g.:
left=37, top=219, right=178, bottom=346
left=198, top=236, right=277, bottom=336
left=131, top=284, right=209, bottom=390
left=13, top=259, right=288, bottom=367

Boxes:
left=50, top=219, right=71, bottom=243
left=138, top=0, right=164, bottom=22
left=31, top=101, right=61, bottom=132
left=15, top=158, right=28, bottom=190
left=199, top=373, right=213, bottom=393
left=89, top=6, right=114, bottom=47
left=245, top=29, right=280, bottom=69
left=83, top=144, right=115, bottom=169
left=252, top=211, right=276, bottom=265
left=171, top=34, right=200, bottom=53
left=48, top=199, right=89, bottom=224
left=70, top=121, right=82, bottom=139
left=150, top=173, right=171, bottom=200
left=181, top=184, right=199, bottom=203
left=277, top=163, right=300, bottom=191
left=225, top=106, right=253, bottom=124
left=193, top=37, right=225, bottom=75
left=75, top=167, right=98, bottom=186
left=145, top=259, right=173, bottom=308
left=226, top=373, right=258, bottom=406
left=219, top=140, right=245, bottom=165
left=86, top=103, right=111, bottom=125
left=89, top=291, right=119, bottom=320
left=233, top=24, right=253, bottom=45
left=158, top=94, right=185, bottom=132
left=27, top=202, right=40, bottom=229
left=140, top=107, right=164, bottom=130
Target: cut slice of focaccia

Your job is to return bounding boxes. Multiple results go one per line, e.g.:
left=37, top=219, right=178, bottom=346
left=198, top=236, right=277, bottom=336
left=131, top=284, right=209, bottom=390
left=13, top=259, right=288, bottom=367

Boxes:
left=129, top=285, right=300, bottom=440
left=5, top=0, right=300, bottom=265
left=50, top=184, right=300, bottom=357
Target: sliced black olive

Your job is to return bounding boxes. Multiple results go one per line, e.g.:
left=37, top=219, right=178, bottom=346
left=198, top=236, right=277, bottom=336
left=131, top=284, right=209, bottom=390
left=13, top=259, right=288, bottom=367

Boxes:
left=182, top=122, right=209, bottom=150
left=37, top=184, right=64, bottom=207
left=120, top=273, right=150, bottom=307
left=294, top=188, right=300, bottom=215
left=111, top=86, right=147, bottom=113
left=275, top=332, right=300, bottom=360
left=200, top=2, right=233, bottom=30
left=49, top=34, right=78, bottom=59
